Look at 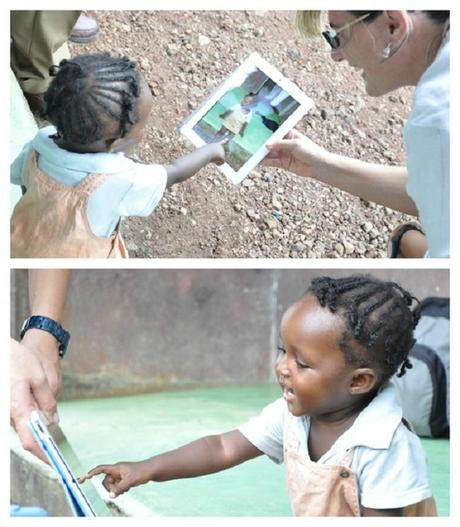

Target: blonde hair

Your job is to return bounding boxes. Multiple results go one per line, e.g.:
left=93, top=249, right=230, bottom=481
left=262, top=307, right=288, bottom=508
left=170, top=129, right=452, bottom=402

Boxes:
left=295, top=11, right=327, bottom=38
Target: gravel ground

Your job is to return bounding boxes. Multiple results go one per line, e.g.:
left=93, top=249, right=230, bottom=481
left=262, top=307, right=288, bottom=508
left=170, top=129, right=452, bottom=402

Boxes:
left=73, top=10, right=414, bottom=258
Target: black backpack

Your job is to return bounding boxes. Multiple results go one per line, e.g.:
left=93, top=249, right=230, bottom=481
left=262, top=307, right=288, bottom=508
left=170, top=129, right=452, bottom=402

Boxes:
left=393, top=297, right=449, bottom=438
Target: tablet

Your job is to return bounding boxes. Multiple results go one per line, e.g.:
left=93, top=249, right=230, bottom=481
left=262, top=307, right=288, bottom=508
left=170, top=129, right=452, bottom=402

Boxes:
left=29, top=411, right=110, bottom=517
left=180, top=52, right=314, bottom=185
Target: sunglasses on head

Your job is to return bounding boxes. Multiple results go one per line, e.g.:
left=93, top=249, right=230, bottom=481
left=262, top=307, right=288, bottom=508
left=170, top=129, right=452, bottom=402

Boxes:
left=322, top=13, right=371, bottom=49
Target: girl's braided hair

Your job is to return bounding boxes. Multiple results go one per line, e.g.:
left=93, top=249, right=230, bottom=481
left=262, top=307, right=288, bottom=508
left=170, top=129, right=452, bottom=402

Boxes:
left=44, top=53, right=141, bottom=145
left=307, top=275, right=420, bottom=384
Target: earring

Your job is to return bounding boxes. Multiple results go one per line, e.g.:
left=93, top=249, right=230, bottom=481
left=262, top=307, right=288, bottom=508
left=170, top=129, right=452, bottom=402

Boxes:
left=383, top=44, right=392, bottom=58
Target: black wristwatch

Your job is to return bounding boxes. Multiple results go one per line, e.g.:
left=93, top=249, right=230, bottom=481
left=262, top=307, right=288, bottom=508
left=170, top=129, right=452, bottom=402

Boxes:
left=20, top=315, right=70, bottom=359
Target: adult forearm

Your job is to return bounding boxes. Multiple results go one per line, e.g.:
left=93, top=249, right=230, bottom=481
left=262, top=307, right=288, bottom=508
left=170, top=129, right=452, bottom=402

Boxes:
left=314, top=154, right=418, bottom=216
left=28, top=269, right=71, bottom=322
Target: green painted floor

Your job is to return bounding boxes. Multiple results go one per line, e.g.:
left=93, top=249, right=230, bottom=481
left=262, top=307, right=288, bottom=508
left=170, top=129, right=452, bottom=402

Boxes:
left=59, top=384, right=449, bottom=516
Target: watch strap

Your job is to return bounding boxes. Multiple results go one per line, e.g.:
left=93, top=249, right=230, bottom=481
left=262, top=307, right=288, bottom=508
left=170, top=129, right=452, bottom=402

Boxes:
left=20, top=315, right=70, bottom=359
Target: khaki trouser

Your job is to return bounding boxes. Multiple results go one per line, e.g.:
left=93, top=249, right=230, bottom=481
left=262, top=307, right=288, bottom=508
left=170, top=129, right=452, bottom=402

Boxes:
left=10, top=10, right=80, bottom=93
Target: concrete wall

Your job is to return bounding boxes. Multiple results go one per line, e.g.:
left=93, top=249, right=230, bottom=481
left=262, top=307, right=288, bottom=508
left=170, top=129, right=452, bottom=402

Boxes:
left=11, top=269, right=449, bottom=399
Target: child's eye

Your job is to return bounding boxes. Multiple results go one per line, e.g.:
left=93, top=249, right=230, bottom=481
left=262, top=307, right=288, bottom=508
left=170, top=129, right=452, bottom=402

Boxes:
left=295, top=359, right=309, bottom=369
left=277, top=346, right=286, bottom=355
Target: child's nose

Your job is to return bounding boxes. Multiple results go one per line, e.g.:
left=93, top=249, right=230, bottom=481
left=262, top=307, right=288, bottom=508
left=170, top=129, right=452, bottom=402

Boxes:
left=275, top=355, right=290, bottom=376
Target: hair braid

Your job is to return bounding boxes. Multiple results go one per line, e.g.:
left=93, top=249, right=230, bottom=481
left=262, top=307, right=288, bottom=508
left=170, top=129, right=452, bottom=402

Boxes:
left=307, top=275, right=419, bottom=385
left=44, top=53, right=142, bottom=145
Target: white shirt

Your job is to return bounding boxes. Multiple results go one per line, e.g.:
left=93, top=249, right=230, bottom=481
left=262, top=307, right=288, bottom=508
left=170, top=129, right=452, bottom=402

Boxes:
left=239, top=382, right=432, bottom=510
left=404, top=33, right=450, bottom=257
left=11, top=126, right=167, bottom=237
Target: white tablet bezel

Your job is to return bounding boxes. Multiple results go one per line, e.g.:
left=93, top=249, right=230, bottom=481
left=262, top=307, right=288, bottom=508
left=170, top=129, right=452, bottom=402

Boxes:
left=180, top=52, right=314, bottom=185
left=29, top=411, right=96, bottom=517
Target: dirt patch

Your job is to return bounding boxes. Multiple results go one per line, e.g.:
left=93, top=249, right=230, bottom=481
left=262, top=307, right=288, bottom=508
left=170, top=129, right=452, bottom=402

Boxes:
left=72, top=10, right=413, bottom=258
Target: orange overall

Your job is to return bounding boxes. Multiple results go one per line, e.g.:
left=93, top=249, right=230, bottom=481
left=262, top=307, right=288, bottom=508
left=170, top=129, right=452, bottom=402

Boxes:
left=284, top=414, right=437, bottom=516
left=11, top=150, right=128, bottom=258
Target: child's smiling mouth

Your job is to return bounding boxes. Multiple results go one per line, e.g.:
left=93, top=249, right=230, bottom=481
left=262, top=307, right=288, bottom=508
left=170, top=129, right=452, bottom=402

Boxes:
left=279, top=378, right=296, bottom=402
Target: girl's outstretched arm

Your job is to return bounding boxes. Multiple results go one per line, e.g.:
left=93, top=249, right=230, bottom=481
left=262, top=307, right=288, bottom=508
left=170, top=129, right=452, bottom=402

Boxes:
left=80, top=430, right=262, bottom=498
left=165, top=142, right=225, bottom=188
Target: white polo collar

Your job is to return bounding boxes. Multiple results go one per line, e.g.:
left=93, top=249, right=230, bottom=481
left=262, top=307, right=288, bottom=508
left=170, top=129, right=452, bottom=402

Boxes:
left=33, top=126, right=136, bottom=174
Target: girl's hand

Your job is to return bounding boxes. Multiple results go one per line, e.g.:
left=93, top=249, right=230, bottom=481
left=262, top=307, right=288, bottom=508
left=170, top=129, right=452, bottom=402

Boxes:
left=206, top=141, right=227, bottom=166
left=262, top=130, right=330, bottom=178
left=78, top=460, right=153, bottom=498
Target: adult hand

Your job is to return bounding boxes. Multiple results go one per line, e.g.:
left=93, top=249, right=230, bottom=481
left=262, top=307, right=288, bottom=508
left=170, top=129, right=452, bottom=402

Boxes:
left=262, top=130, right=331, bottom=178
left=10, top=334, right=61, bottom=463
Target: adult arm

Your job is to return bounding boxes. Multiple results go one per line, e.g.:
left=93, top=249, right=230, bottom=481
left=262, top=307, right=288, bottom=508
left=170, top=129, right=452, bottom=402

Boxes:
left=10, top=270, right=71, bottom=461
left=264, top=130, right=418, bottom=216
left=80, top=430, right=262, bottom=497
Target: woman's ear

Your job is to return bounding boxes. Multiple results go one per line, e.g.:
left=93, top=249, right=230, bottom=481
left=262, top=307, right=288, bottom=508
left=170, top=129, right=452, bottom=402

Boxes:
left=348, top=368, right=378, bottom=395
left=382, top=11, right=410, bottom=42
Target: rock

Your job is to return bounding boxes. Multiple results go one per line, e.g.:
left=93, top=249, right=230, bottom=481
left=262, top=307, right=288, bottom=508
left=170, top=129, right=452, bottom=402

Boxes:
left=342, top=240, right=355, bottom=255
left=180, top=207, right=188, bottom=215
left=166, top=43, right=180, bottom=56
left=334, top=242, right=345, bottom=256
left=253, top=27, right=265, bottom=37
left=198, top=34, right=211, bottom=46
left=233, top=203, right=243, bottom=212
left=291, top=241, right=306, bottom=253
left=246, top=208, right=259, bottom=221
left=361, top=222, right=373, bottom=233
left=265, top=218, right=279, bottom=230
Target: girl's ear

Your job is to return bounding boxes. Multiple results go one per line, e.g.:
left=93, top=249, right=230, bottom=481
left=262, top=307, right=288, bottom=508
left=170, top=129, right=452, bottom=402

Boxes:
left=348, top=368, right=378, bottom=395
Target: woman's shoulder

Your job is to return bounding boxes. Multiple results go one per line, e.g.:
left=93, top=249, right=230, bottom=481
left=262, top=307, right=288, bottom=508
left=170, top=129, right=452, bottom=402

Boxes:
left=410, top=36, right=449, bottom=127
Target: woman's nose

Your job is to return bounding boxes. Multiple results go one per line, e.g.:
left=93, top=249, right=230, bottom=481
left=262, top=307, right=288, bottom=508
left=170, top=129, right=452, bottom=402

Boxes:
left=331, top=48, right=345, bottom=62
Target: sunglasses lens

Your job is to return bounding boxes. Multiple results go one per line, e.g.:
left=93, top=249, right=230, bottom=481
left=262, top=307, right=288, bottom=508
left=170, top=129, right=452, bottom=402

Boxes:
left=322, top=31, right=340, bottom=49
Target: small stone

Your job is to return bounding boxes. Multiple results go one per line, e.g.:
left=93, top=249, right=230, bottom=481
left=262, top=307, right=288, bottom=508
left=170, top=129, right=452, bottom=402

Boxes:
left=166, top=43, right=180, bottom=56
left=334, top=242, right=345, bottom=256
left=361, top=222, right=373, bottom=233
left=180, top=207, right=188, bottom=215
left=291, top=241, right=306, bottom=253
left=198, top=34, right=211, bottom=46
left=342, top=240, right=355, bottom=255
left=246, top=208, right=259, bottom=221
left=242, top=178, right=255, bottom=188
left=265, top=218, right=279, bottom=230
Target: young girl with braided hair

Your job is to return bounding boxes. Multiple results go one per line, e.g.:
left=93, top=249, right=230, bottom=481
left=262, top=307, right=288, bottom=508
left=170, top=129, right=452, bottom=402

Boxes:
left=11, top=53, right=225, bottom=258
left=80, top=274, right=436, bottom=516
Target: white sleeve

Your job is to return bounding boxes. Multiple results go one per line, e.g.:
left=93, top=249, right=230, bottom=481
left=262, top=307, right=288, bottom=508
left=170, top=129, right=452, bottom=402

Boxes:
left=238, top=398, right=286, bottom=464
left=357, top=425, right=433, bottom=510
left=117, top=163, right=168, bottom=217
left=10, top=143, right=31, bottom=186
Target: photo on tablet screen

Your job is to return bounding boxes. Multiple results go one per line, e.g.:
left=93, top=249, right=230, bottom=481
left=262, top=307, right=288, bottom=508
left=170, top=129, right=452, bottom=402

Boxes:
left=180, top=53, right=314, bottom=184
